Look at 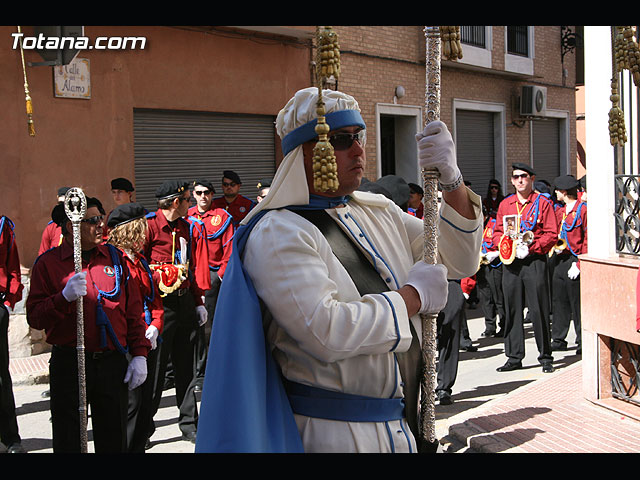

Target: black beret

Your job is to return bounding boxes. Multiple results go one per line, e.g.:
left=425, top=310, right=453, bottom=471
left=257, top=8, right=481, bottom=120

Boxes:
left=192, top=178, right=215, bottom=192
left=107, top=202, right=147, bottom=228
left=51, top=196, right=104, bottom=226
left=357, top=181, right=393, bottom=200
left=554, top=175, right=579, bottom=191
left=408, top=183, right=423, bottom=196
left=155, top=179, right=189, bottom=199
left=111, top=177, right=135, bottom=192
left=57, top=186, right=70, bottom=197
left=222, top=170, right=242, bottom=185
left=534, top=180, right=551, bottom=194
left=257, top=178, right=272, bottom=189
left=512, top=162, right=536, bottom=176
left=578, top=175, right=587, bottom=191
left=358, top=175, right=409, bottom=207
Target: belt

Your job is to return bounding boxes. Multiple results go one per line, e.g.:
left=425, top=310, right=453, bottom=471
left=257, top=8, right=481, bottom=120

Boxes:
left=166, top=287, right=188, bottom=297
left=53, top=344, right=119, bottom=360
left=284, top=380, right=405, bottom=423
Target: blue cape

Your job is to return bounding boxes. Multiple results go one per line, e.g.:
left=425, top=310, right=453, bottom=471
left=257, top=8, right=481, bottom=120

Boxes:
left=195, top=195, right=347, bottom=453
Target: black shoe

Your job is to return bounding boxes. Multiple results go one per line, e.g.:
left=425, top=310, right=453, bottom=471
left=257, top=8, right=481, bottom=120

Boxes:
left=181, top=431, right=197, bottom=444
left=194, top=384, right=202, bottom=393
left=551, top=342, right=568, bottom=351
left=461, top=345, right=478, bottom=352
left=436, top=391, right=453, bottom=405
left=481, top=329, right=496, bottom=337
left=576, top=347, right=582, bottom=355
left=7, top=442, right=25, bottom=453
left=144, top=438, right=152, bottom=450
left=494, top=329, right=504, bottom=337
left=496, top=361, right=522, bottom=372
left=542, top=363, right=555, bottom=373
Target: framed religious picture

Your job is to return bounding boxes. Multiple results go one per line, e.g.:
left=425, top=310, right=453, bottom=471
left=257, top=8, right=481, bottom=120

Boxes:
left=503, top=214, right=518, bottom=237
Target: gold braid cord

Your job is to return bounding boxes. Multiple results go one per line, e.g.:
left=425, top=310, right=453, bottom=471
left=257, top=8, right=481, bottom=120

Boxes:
left=313, top=26, right=341, bottom=193
left=17, top=26, right=35, bottom=137
left=439, top=26, right=463, bottom=61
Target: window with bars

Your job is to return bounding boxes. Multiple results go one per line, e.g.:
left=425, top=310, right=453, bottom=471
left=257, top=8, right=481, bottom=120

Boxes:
left=506, top=26, right=529, bottom=57
left=460, top=26, right=486, bottom=48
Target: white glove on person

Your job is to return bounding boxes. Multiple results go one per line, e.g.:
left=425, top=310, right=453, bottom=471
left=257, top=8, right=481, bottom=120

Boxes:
left=515, top=243, right=529, bottom=259
left=145, top=325, right=159, bottom=350
left=124, top=356, right=147, bottom=390
left=62, top=271, right=87, bottom=302
left=567, top=262, right=580, bottom=280
left=416, top=120, right=462, bottom=189
left=405, top=262, right=449, bottom=314
left=196, top=305, right=208, bottom=327
left=485, top=251, right=500, bottom=262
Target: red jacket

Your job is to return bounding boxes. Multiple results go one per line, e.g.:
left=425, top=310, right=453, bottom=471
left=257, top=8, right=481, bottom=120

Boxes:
left=38, top=221, right=63, bottom=256
left=143, top=210, right=211, bottom=303
left=26, top=241, right=150, bottom=356
left=0, top=216, right=23, bottom=309
left=555, top=200, right=587, bottom=262
left=212, top=195, right=255, bottom=227
left=492, top=192, right=558, bottom=256
left=187, top=206, right=234, bottom=279
left=121, top=251, right=164, bottom=334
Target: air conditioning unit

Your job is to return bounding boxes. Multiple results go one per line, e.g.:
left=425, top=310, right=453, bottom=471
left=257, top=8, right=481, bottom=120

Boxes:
left=520, top=85, right=547, bottom=117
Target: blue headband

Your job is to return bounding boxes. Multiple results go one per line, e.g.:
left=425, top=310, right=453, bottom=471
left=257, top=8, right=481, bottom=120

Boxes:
left=281, top=109, right=366, bottom=156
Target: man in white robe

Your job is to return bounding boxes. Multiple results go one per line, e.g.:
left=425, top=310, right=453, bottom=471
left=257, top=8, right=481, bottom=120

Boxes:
left=196, top=87, right=482, bottom=453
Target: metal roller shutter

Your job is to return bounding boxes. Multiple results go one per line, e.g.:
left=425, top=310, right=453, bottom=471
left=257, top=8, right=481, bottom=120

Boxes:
left=133, top=109, right=276, bottom=211
left=532, top=118, right=560, bottom=184
left=455, top=109, right=495, bottom=197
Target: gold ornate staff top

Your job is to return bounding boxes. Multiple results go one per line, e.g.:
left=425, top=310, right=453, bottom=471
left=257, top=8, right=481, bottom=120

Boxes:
left=16, top=26, right=35, bottom=137
left=313, top=26, right=341, bottom=193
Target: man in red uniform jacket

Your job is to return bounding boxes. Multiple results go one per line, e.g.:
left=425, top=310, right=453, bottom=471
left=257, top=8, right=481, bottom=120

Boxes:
left=0, top=215, right=24, bottom=453
left=550, top=175, right=587, bottom=355
left=142, top=179, right=210, bottom=445
left=187, top=179, right=234, bottom=391
left=492, top=163, right=558, bottom=373
left=212, top=170, right=255, bottom=227
left=27, top=197, right=150, bottom=453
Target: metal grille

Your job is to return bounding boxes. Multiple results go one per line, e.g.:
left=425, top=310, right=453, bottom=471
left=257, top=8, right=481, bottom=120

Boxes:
left=611, top=337, right=640, bottom=406
left=614, top=69, right=640, bottom=255
left=506, top=26, right=529, bottom=57
left=460, top=26, right=486, bottom=48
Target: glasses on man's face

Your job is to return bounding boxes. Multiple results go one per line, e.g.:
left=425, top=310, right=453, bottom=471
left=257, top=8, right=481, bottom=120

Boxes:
left=222, top=182, right=237, bottom=188
left=328, top=130, right=366, bottom=151
left=512, top=173, right=530, bottom=180
left=194, top=190, right=212, bottom=196
left=82, top=215, right=104, bottom=225
left=490, top=185, right=499, bottom=189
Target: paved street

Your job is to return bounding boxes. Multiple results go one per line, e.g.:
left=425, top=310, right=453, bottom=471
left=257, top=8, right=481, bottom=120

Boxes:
left=5, top=307, right=581, bottom=454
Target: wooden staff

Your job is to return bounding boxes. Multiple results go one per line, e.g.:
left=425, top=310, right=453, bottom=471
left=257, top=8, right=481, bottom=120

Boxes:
left=64, top=187, right=88, bottom=453
left=419, top=26, right=462, bottom=452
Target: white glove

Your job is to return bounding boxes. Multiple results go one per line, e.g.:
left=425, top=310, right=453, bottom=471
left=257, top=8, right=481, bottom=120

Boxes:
left=196, top=305, right=208, bottom=327
left=405, top=262, right=449, bottom=314
left=567, top=262, right=580, bottom=280
left=485, top=251, right=500, bottom=262
left=145, top=325, right=159, bottom=350
left=124, top=356, right=147, bottom=390
left=416, top=120, right=461, bottom=187
left=515, top=243, right=529, bottom=259
left=62, top=271, right=87, bottom=302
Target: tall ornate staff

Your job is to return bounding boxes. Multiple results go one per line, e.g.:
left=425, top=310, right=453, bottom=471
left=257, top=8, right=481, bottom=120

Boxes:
left=64, top=187, right=88, bottom=453
left=16, top=26, right=35, bottom=137
left=419, top=26, right=462, bottom=452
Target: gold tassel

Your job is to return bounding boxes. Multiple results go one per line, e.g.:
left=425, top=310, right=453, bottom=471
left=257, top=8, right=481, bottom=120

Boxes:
left=312, top=26, right=341, bottom=193
left=609, top=27, right=627, bottom=146
left=439, top=26, right=463, bottom=61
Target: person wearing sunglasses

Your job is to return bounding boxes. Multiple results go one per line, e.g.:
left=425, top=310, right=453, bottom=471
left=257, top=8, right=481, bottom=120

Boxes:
left=212, top=170, right=255, bottom=228
left=196, top=87, right=482, bottom=454
left=491, top=163, right=558, bottom=374
left=27, top=197, right=150, bottom=453
left=187, top=179, right=234, bottom=393
left=142, top=179, right=211, bottom=446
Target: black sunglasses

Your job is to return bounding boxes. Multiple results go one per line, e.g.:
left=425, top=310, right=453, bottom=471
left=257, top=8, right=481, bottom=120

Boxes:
left=222, top=182, right=237, bottom=187
left=194, top=190, right=212, bottom=196
left=512, top=173, right=530, bottom=180
left=330, top=130, right=365, bottom=150
left=81, top=215, right=104, bottom=225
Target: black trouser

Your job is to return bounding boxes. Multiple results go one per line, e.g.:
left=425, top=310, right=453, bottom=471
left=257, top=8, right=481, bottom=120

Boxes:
left=551, top=254, right=581, bottom=348
left=476, top=261, right=505, bottom=333
left=436, top=281, right=466, bottom=395
left=127, top=347, right=158, bottom=452
left=501, top=254, right=553, bottom=365
left=49, top=345, right=129, bottom=453
left=148, top=289, right=199, bottom=438
left=194, top=271, right=222, bottom=380
left=0, top=305, right=20, bottom=448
